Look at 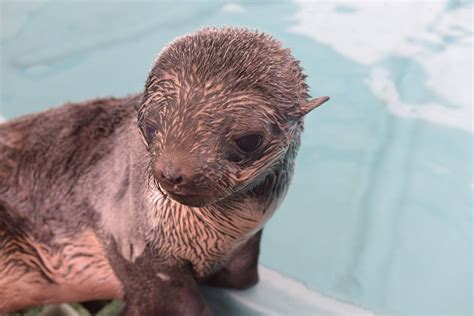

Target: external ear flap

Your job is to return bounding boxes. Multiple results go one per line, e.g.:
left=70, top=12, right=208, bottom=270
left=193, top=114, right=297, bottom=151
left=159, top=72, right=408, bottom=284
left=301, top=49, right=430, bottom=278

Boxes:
left=298, top=96, right=330, bottom=117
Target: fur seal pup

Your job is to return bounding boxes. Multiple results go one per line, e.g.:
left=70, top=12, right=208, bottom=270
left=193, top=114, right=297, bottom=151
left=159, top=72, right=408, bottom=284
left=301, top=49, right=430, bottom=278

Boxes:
left=0, top=27, right=329, bottom=315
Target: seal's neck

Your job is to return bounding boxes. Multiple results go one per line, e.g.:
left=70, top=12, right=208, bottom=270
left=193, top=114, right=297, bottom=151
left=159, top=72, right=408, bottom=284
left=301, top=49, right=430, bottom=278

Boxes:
left=144, top=170, right=275, bottom=278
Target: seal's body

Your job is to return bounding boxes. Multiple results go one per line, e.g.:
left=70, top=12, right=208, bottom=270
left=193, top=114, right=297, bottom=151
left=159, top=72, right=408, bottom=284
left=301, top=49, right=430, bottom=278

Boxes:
left=0, top=28, right=328, bottom=315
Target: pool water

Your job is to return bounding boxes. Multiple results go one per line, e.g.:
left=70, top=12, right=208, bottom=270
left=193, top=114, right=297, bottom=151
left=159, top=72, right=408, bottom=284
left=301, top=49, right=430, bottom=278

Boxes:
left=1, top=1, right=472, bottom=315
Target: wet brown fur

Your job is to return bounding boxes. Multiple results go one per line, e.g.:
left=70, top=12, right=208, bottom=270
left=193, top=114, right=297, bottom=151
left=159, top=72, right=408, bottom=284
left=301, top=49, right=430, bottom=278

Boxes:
left=0, top=27, right=328, bottom=315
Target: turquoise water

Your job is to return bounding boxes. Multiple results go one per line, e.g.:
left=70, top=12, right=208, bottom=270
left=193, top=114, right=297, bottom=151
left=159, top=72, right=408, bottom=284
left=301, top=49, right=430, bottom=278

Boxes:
left=1, top=1, right=472, bottom=315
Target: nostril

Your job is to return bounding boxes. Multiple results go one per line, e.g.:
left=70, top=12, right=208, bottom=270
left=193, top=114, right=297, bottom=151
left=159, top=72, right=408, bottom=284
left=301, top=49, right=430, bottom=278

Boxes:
left=161, top=167, right=183, bottom=185
left=170, top=174, right=183, bottom=184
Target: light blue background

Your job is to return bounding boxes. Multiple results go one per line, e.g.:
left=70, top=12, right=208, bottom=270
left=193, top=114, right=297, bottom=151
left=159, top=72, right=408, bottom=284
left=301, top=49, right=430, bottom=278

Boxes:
left=1, top=1, right=472, bottom=315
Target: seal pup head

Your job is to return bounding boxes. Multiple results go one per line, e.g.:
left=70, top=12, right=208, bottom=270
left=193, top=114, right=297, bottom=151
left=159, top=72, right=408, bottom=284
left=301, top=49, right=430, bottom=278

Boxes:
left=137, top=27, right=329, bottom=207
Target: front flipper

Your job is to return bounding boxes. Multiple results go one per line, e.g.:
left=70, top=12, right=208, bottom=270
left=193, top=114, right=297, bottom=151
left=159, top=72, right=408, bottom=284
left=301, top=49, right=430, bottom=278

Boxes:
left=107, top=243, right=210, bottom=316
left=204, top=230, right=262, bottom=290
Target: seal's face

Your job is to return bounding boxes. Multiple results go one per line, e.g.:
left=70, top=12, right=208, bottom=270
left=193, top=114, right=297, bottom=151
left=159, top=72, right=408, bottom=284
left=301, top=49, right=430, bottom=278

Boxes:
left=140, top=91, right=293, bottom=207
left=137, top=28, right=328, bottom=207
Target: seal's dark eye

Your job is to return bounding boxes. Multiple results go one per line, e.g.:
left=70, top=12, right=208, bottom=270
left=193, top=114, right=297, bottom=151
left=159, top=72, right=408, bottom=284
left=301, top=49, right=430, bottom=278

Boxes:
left=143, top=123, right=157, bottom=143
left=235, top=134, right=263, bottom=153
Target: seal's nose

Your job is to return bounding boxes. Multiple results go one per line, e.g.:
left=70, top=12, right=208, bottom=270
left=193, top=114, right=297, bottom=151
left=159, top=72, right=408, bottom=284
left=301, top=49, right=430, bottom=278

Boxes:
left=160, top=163, right=183, bottom=185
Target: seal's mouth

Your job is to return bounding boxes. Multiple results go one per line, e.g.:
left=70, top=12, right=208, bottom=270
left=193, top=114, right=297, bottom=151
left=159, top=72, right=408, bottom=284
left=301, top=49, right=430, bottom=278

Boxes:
left=167, top=191, right=211, bottom=207
left=158, top=184, right=214, bottom=207
left=167, top=190, right=201, bottom=200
